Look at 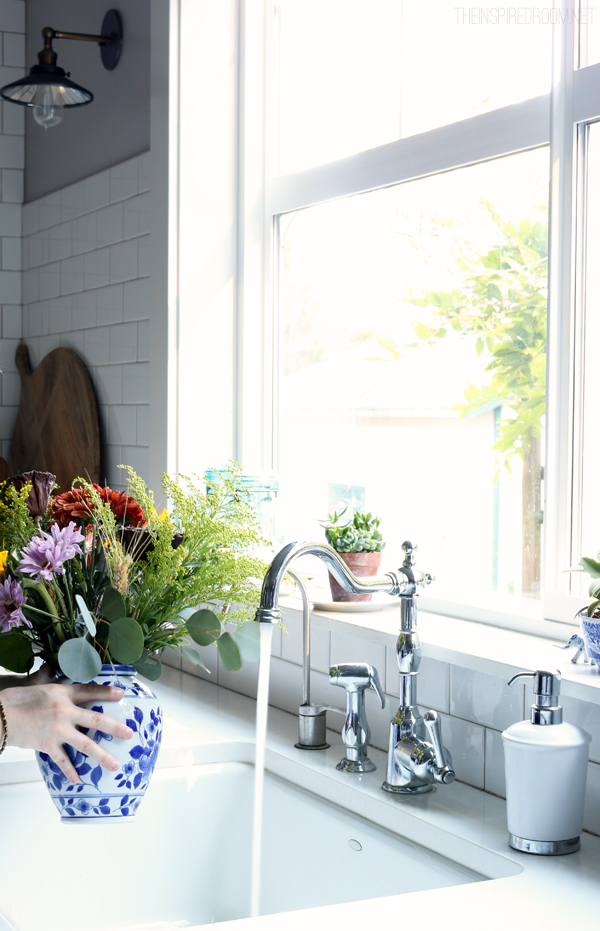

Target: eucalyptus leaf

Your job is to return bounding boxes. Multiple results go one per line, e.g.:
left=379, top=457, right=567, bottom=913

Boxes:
left=109, top=617, right=144, bottom=664
left=75, top=594, right=96, bottom=636
left=182, top=645, right=210, bottom=672
left=187, top=609, right=221, bottom=647
left=235, top=621, right=261, bottom=662
left=217, top=632, right=242, bottom=671
left=580, top=557, right=600, bottom=578
left=58, top=638, right=102, bottom=682
left=133, top=649, right=163, bottom=682
left=0, top=632, right=34, bottom=674
left=101, top=588, right=126, bottom=622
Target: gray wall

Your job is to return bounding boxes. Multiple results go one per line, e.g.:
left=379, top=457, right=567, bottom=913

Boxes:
left=25, top=0, right=150, bottom=202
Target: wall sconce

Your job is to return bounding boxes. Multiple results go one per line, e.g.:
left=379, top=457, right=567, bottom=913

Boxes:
left=0, top=10, right=123, bottom=130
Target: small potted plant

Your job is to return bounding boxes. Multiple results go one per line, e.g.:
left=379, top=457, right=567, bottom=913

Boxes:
left=566, top=551, right=600, bottom=666
left=320, top=509, right=386, bottom=603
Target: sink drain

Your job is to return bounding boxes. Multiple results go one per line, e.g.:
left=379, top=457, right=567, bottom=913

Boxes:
left=348, top=839, right=362, bottom=851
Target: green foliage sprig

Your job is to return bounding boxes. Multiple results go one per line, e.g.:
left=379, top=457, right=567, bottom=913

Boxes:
left=320, top=509, right=385, bottom=553
left=0, top=464, right=268, bottom=681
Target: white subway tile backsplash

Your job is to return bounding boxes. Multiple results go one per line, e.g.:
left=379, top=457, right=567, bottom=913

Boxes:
left=110, top=238, right=138, bottom=283
left=96, top=202, right=124, bottom=246
left=0, top=268, right=20, bottom=302
left=0, top=336, right=19, bottom=373
left=121, top=445, right=149, bottom=479
left=123, top=193, right=150, bottom=239
left=136, top=404, right=149, bottom=445
left=96, top=283, right=123, bottom=326
left=280, top=610, right=330, bottom=674
left=268, top=656, right=304, bottom=716
left=49, top=221, right=72, bottom=262
left=60, top=254, right=84, bottom=295
left=137, top=320, right=149, bottom=361
left=0, top=133, right=23, bottom=168
left=1, top=168, right=23, bottom=203
left=84, top=170, right=110, bottom=213
left=71, top=211, right=96, bottom=255
left=94, top=365, right=123, bottom=406
left=14, top=154, right=152, bottom=522
left=138, top=151, right=150, bottom=193
left=2, top=235, right=20, bottom=269
left=1, top=101, right=24, bottom=137
left=1, top=371, right=19, bottom=406
left=72, top=290, right=97, bottom=329
left=330, top=631, right=385, bottom=682
left=39, top=261, right=61, bottom=300
left=484, top=728, right=506, bottom=798
left=2, top=304, right=20, bottom=338
left=48, top=297, right=72, bottom=334
left=0, top=201, right=20, bottom=235
left=109, top=322, right=137, bottom=364
left=3, top=32, right=24, bottom=68
left=0, top=2, right=26, bottom=34
left=84, top=247, right=110, bottom=290
left=60, top=330, right=84, bottom=357
left=84, top=326, right=110, bottom=366
left=451, top=666, right=524, bottom=732
left=107, top=405, right=137, bottom=445
left=122, top=362, right=149, bottom=404
left=123, top=276, right=149, bottom=321
left=440, top=712, right=485, bottom=789
left=137, top=235, right=150, bottom=278
left=110, top=158, right=138, bottom=203
left=560, top=694, right=600, bottom=764
left=22, top=267, right=38, bottom=304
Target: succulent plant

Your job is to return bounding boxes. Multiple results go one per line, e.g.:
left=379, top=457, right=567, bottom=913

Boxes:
left=320, top=508, right=386, bottom=554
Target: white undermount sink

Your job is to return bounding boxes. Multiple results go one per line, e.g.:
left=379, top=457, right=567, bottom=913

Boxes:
left=0, top=754, right=520, bottom=931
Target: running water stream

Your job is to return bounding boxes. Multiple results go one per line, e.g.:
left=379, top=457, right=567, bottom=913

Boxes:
left=250, top=623, right=274, bottom=918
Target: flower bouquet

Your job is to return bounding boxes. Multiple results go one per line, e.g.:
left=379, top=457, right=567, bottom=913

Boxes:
left=0, top=464, right=267, bottom=820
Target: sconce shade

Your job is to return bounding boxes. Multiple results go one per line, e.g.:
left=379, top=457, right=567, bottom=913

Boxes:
left=0, top=64, right=93, bottom=108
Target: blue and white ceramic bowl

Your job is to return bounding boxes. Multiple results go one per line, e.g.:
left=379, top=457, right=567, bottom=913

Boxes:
left=36, top=665, right=163, bottom=822
left=579, top=610, right=600, bottom=666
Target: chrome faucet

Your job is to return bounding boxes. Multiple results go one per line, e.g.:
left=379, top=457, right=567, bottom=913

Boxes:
left=255, top=541, right=403, bottom=751
left=382, top=542, right=455, bottom=795
left=255, top=539, right=454, bottom=795
left=329, top=663, right=385, bottom=773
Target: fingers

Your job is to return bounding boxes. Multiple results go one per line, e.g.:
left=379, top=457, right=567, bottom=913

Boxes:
left=77, top=707, right=133, bottom=741
left=67, top=684, right=125, bottom=705
left=71, top=731, right=121, bottom=772
left=48, top=747, right=80, bottom=785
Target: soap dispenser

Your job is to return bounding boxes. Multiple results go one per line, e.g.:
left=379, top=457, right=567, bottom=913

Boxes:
left=502, top=670, right=590, bottom=855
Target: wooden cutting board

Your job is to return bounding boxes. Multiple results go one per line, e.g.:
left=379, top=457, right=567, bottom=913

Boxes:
left=0, top=345, right=100, bottom=493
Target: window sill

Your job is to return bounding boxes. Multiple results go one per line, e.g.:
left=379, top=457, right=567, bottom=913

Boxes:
left=278, top=595, right=600, bottom=706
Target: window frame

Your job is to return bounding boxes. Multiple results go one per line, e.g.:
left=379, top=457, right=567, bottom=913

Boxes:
left=237, top=0, right=600, bottom=636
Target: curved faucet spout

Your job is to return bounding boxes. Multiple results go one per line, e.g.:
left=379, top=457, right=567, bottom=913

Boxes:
left=255, top=541, right=406, bottom=624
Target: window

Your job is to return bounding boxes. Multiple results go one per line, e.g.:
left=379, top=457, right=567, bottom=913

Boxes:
left=277, top=149, right=549, bottom=604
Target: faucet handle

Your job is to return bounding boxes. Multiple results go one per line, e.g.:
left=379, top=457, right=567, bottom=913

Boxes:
left=368, top=666, right=385, bottom=709
left=424, top=711, right=455, bottom=784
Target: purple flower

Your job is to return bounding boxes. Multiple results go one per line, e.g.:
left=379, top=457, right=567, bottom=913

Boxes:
left=0, top=577, right=30, bottom=633
left=18, top=521, right=84, bottom=582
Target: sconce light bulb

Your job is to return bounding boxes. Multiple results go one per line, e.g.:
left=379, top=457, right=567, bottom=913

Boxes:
left=33, top=104, right=62, bottom=130
left=32, top=85, right=63, bottom=130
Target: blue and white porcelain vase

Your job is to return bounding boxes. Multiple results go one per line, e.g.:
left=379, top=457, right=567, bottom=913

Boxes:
left=36, top=665, right=163, bottom=822
left=578, top=609, right=600, bottom=667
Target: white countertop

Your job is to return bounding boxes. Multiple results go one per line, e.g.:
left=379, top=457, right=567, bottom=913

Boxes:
left=2, top=665, right=600, bottom=930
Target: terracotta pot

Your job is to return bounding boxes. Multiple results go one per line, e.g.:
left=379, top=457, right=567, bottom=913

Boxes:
left=328, top=551, right=382, bottom=602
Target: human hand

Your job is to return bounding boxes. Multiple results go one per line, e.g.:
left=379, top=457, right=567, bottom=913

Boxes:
left=0, top=683, right=133, bottom=784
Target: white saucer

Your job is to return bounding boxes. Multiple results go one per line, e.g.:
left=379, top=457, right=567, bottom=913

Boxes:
left=311, top=600, right=385, bottom=613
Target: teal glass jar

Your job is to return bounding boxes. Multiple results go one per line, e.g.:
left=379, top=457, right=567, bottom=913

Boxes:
left=205, top=469, right=280, bottom=543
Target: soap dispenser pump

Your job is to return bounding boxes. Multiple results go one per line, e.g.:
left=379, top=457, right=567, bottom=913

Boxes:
left=502, top=669, right=590, bottom=855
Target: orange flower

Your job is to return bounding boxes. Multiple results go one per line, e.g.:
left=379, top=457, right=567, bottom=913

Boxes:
left=51, top=485, right=146, bottom=529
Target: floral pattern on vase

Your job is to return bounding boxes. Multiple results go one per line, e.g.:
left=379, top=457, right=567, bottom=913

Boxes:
left=35, top=665, right=162, bottom=821
left=579, top=611, right=600, bottom=666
